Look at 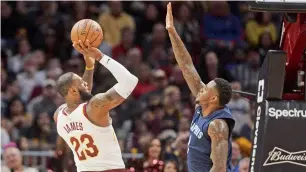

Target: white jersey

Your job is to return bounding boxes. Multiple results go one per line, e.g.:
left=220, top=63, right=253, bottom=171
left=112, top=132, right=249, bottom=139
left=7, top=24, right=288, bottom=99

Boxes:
left=56, top=103, right=125, bottom=172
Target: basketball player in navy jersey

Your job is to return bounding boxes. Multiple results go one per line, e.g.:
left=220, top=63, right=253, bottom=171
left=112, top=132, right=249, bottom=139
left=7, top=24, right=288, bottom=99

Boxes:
left=166, top=3, right=235, bottom=172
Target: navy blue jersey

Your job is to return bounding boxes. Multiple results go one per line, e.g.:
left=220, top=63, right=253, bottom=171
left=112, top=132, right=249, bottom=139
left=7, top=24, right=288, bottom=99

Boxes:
left=187, top=106, right=235, bottom=172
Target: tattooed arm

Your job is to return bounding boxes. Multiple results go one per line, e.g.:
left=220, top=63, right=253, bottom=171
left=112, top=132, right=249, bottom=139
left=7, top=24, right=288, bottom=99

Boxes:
left=166, top=3, right=204, bottom=97
left=208, top=119, right=229, bottom=172
left=87, top=53, right=138, bottom=117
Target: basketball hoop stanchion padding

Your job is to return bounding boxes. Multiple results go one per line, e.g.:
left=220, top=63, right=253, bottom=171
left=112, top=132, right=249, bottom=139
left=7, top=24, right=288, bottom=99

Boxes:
left=250, top=51, right=306, bottom=172
left=250, top=100, right=306, bottom=172
left=249, top=51, right=287, bottom=172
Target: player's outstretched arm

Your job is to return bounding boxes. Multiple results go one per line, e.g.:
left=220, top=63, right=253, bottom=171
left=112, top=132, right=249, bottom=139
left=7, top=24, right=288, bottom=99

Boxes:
left=166, top=2, right=204, bottom=97
left=89, top=54, right=138, bottom=112
left=208, top=119, right=229, bottom=172
left=73, top=40, right=95, bottom=92
left=74, top=41, right=138, bottom=115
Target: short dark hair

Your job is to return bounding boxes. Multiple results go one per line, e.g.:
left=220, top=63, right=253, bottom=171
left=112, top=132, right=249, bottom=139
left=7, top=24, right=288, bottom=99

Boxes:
left=213, top=78, right=232, bottom=106
left=56, top=72, right=74, bottom=97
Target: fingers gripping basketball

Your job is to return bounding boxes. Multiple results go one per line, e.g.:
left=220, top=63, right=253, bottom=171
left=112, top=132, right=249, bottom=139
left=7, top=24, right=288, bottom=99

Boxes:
left=71, top=19, right=103, bottom=48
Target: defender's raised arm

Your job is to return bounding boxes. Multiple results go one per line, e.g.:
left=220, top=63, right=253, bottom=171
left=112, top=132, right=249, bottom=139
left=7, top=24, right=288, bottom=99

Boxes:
left=166, top=3, right=204, bottom=97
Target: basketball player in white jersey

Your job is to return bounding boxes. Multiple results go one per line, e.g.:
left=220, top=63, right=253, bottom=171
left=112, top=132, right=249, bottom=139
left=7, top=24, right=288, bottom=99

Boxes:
left=54, top=40, right=138, bottom=172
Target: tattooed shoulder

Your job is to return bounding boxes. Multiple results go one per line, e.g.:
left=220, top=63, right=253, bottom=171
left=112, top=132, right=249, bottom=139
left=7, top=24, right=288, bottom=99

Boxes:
left=208, top=119, right=229, bottom=172
left=208, top=119, right=229, bottom=140
left=89, top=87, right=125, bottom=112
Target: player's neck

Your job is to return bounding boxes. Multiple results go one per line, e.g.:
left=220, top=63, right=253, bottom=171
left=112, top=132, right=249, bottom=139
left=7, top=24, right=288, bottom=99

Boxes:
left=201, top=105, right=223, bottom=117
left=66, top=101, right=81, bottom=113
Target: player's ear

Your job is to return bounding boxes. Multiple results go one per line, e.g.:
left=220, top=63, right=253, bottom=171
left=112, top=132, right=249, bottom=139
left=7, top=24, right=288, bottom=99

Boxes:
left=210, top=94, right=218, bottom=104
left=69, top=87, right=79, bottom=95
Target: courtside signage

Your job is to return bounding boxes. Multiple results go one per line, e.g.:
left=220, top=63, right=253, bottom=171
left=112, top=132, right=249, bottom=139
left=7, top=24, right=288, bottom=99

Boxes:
left=263, top=147, right=306, bottom=167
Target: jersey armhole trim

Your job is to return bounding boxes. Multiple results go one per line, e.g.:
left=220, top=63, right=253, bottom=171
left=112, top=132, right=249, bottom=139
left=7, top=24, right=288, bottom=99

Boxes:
left=62, top=107, right=68, bottom=116
left=83, top=103, right=89, bottom=119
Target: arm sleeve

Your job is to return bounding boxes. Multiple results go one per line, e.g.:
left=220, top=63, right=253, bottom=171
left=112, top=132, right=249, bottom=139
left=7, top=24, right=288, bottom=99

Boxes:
left=99, top=54, right=138, bottom=98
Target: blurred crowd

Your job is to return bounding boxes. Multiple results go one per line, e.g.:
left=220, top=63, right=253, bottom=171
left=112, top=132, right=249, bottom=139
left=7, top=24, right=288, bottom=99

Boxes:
left=1, top=1, right=282, bottom=172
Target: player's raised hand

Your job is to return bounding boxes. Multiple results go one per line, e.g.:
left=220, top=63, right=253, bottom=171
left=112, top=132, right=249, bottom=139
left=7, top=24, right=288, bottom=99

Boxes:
left=166, top=2, right=175, bottom=32
left=73, top=40, right=103, bottom=61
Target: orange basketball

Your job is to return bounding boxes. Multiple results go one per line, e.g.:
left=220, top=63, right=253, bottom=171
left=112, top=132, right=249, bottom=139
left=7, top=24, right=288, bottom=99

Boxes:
left=71, top=19, right=103, bottom=48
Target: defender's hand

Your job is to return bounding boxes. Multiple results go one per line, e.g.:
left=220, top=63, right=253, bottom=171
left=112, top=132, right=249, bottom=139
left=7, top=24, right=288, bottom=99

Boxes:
left=73, top=40, right=103, bottom=61
left=166, top=2, right=175, bottom=32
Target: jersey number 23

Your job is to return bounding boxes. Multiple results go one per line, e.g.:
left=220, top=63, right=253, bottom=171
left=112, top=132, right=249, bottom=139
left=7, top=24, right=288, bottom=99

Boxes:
left=70, top=134, right=99, bottom=161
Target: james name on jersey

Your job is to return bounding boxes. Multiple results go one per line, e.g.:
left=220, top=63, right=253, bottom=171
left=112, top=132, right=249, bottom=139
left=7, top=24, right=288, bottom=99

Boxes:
left=63, top=122, right=83, bottom=134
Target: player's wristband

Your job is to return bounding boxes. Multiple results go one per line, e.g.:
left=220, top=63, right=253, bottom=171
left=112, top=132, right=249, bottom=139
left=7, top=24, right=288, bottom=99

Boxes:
left=85, top=66, right=94, bottom=70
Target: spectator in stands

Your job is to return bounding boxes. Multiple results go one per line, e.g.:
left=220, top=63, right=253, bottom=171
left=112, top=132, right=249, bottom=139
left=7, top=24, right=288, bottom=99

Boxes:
left=152, top=69, right=169, bottom=93
left=140, top=69, right=168, bottom=104
left=169, top=65, right=189, bottom=99
left=72, top=1, right=89, bottom=21
left=45, top=58, right=63, bottom=80
left=7, top=38, right=31, bottom=74
left=235, top=137, right=252, bottom=157
left=31, top=50, right=46, bottom=71
left=125, top=47, right=143, bottom=74
left=2, top=78, right=21, bottom=112
left=143, top=138, right=164, bottom=171
left=148, top=46, right=169, bottom=71
left=1, top=1, right=17, bottom=41
left=258, top=32, right=275, bottom=63
left=1, top=127, right=11, bottom=146
left=112, top=27, right=137, bottom=60
left=127, top=119, right=153, bottom=152
left=201, top=1, right=242, bottom=49
left=5, top=97, right=31, bottom=131
left=162, top=86, right=182, bottom=132
left=27, top=79, right=57, bottom=118
left=238, top=157, right=250, bottom=172
left=246, top=12, right=277, bottom=46
left=42, top=28, right=61, bottom=60
left=142, top=98, right=164, bottom=136
left=142, top=23, right=168, bottom=60
left=225, top=47, right=247, bottom=71
left=25, top=112, right=57, bottom=150
left=239, top=115, right=253, bottom=141
left=1, top=117, right=19, bottom=144
left=1, top=142, right=38, bottom=172
left=17, top=55, right=45, bottom=102
left=136, top=3, right=160, bottom=43
left=169, top=131, right=189, bottom=172
left=197, top=50, right=235, bottom=84
left=227, top=81, right=250, bottom=135
left=98, top=1, right=136, bottom=47
left=163, top=160, right=178, bottom=172
left=133, top=63, right=156, bottom=99
left=230, top=48, right=260, bottom=93
left=174, top=3, right=199, bottom=51
left=232, top=141, right=242, bottom=169
left=1, top=65, right=7, bottom=90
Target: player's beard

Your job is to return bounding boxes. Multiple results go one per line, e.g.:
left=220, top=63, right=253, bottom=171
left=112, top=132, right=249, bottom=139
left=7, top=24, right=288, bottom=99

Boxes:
left=79, top=89, right=93, bottom=102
